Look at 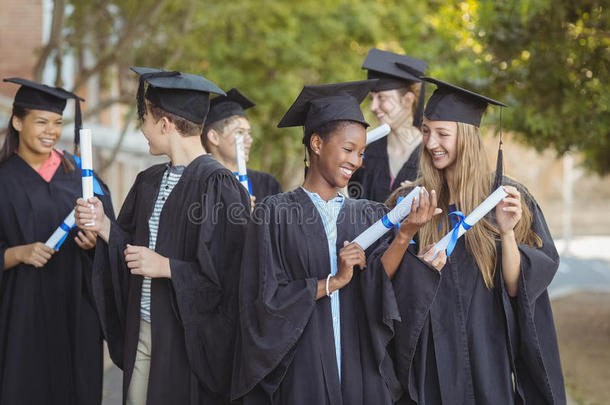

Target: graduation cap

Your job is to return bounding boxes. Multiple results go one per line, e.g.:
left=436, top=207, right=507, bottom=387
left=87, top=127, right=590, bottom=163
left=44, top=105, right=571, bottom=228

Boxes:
left=278, top=80, right=377, bottom=146
left=131, top=67, right=225, bottom=125
left=362, top=48, right=428, bottom=126
left=206, top=88, right=255, bottom=126
left=3, top=77, right=85, bottom=148
left=362, top=48, right=427, bottom=89
left=422, top=77, right=508, bottom=188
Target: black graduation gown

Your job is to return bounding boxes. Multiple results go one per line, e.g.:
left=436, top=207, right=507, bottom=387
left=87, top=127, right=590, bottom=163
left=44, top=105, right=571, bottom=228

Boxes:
left=232, top=189, right=403, bottom=405
left=348, top=137, right=422, bottom=203
left=375, top=181, right=566, bottom=404
left=92, top=154, right=250, bottom=405
left=0, top=152, right=114, bottom=405
left=247, top=169, right=282, bottom=200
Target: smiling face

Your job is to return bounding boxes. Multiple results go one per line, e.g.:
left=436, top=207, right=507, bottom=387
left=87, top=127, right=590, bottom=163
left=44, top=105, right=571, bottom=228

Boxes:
left=310, top=121, right=366, bottom=189
left=421, top=117, right=458, bottom=171
left=12, top=109, right=63, bottom=157
left=369, top=88, right=414, bottom=127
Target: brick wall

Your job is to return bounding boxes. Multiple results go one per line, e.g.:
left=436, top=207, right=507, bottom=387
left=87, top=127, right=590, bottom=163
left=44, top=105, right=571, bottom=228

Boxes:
left=0, top=0, right=43, bottom=98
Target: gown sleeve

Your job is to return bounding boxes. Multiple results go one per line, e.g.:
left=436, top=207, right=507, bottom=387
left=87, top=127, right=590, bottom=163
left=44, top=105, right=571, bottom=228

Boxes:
left=231, top=198, right=319, bottom=400
left=358, top=205, right=404, bottom=401
left=168, top=172, right=250, bottom=397
left=498, top=190, right=566, bottom=404
left=370, top=236, right=441, bottom=403
left=80, top=175, right=116, bottom=310
left=91, top=173, right=141, bottom=368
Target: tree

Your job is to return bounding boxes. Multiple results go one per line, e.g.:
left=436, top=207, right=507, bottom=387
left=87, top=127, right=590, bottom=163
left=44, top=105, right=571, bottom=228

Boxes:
left=476, top=0, right=610, bottom=174
left=27, top=0, right=608, bottom=185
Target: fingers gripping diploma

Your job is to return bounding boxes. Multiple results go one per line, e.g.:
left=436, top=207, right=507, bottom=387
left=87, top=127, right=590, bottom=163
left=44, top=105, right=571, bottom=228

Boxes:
left=318, top=242, right=367, bottom=299
left=419, top=244, right=447, bottom=272
left=336, top=241, right=367, bottom=284
left=397, top=188, right=443, bottom=239
left=74, top=230, right=98, bottom=250
left=124, top=244, right=171, bottom=279
left=409, top=191, right=446, bottom=271
left=20, top=243, right=55, bottom=268
left=74, top=197, right=111, bottom=242
left=381, top=188, right=443, bottom=279
left=495, top=186, right=522, bottom=235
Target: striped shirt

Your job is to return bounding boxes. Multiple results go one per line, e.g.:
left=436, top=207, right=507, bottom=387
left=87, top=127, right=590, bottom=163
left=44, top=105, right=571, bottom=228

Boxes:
left=140, top=164, right=185, bottom=323
left=302, top=187, right=344, bottom=381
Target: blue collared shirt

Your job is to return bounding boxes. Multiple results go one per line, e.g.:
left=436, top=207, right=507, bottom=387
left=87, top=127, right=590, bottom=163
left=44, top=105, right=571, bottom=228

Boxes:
left=302, top=187, right=344, bottom=381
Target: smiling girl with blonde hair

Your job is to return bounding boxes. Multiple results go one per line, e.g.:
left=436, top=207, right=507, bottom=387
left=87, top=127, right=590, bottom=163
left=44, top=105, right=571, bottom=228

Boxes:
left=376, top=77, right=566, bottom=404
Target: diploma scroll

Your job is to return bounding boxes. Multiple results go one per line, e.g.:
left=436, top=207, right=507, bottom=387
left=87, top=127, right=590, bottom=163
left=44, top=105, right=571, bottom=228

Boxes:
left=352, top=186, right=422, bottom=250
left=79, top=128, right=95, bottom=226
left=45, top=210, right=76, bottom=250
left=234, top=135, right=252, bottom=195
left=432, top=186, right=508, bottom=257
left=80, top=129, right=94, bottom=200
left=366, top=123, right=391, bottom=145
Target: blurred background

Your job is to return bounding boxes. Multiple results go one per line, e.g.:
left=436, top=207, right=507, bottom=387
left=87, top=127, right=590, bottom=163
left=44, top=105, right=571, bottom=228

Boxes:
left=0, top=0, right=608, bottom=404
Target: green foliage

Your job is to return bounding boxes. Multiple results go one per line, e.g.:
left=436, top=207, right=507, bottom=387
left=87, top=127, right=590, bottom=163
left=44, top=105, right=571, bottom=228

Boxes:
left=62, top=0, right=609, bottom=183
left=476, top=0, right=610, bottom=174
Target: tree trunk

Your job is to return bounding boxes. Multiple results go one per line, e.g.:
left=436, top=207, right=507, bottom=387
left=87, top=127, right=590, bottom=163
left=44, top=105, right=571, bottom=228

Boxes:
left=33, top=0, right=66, bottom=81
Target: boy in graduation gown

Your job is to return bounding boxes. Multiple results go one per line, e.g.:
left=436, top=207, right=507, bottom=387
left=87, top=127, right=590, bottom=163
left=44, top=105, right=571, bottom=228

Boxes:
left=202, top=88, right=282, bottom=204
left=348, top=48, right=427, bottom=202
left=0, top=78, right=114, bottom=405
left=374, top=78, right=566, bottom=404
left=232, top=80, right=402, bottom=405
left=75, top=68, right=251, bottom=405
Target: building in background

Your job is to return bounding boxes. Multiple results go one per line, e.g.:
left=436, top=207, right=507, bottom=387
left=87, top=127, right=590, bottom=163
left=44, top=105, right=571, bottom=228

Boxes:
left=0, top=0, right=162, bottom=210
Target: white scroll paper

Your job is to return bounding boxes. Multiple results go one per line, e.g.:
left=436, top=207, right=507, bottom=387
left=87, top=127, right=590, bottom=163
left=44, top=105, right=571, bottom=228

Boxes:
left=45, top=210, right=75, bottom=250
left=366, top=123, right=391, bottom=145
left=80, top=128, right=93, bottom=199
left=234, top=135, right=251, bottom=194
left=352, top=186, right=422, bottom=250
left=432, top=186, right=508, bottom=256
left=79, top=128, right=96, bottom=226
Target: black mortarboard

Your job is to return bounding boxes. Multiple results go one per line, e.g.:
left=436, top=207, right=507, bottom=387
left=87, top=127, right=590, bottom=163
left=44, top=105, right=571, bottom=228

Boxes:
left=131, top=67, right=225, bottom=125
left=422, top=77, right=506, bottom=127
left=422, top=77, right=508, bottom=188
left=4, top=77, right=85, bottom=147
left=362, top=48, right=428, bottom=126
left=362, top=48, right=427, bottom=91
left=206, top=88, right=255, bottom=125
left=277, top=80, right=377, bottom=144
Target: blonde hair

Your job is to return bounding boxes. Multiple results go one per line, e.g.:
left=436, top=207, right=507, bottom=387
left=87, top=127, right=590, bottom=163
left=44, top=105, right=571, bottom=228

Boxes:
left=390, top=122, right=541, bottom=288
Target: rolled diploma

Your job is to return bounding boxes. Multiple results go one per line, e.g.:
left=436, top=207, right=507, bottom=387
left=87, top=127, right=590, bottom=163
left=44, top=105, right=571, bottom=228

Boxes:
left=80, top=128, right=94, bottom=199
left=80, top=128, right=95, bottom=226
left=352, top=186, right=421, bottom=250
left=432, top=186, right=508, bottom=255
left=366, top=123, right=391, bottom=145
left=45, top=209, right=75, bottom=249
left=234, top=135, right=251, bottom=194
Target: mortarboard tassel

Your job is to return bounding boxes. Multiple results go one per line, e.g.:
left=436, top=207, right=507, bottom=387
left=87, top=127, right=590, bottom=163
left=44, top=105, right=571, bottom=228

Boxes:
left=413, top=81, right=426, bottom=128
left=136, top=70, right=180, bottom=120
left=73, top=99, right=82, bottom=155
left=492, top=107, right=504, bottom=190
